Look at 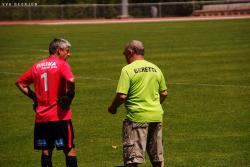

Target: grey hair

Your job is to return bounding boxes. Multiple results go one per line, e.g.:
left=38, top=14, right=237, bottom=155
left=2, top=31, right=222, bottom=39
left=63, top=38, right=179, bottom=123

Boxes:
left=125, top=40, right=144, bottom=56
left=49, top=38, right=71, bottom=55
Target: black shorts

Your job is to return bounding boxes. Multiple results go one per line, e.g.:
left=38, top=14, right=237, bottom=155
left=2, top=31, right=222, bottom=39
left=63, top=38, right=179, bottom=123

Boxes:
left=34, top=120, right=75, bottom=150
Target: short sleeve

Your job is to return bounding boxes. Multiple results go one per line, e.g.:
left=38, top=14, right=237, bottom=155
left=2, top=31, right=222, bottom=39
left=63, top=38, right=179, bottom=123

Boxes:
left=159, top=70, right=167, bottom=91
left=61, top=62, right=75, bottom=82
left=116, top=68, right=130, bottom=94
left=16, top=67, right=33, bottom=88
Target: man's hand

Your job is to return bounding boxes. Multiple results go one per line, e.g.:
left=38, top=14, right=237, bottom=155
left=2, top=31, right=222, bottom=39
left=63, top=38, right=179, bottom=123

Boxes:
left=58, top=95, right=72, bottom=110
left=57, top=90, right=75, bottom=110
left=108, top=105, right=117, bottom=114
left=108, top=93, right=127, bottom=115
left=33, top=98, right=38, bottom=112
left=29, top=92, right=37, bottom=112
left=160, top=90, right=168, bottom=104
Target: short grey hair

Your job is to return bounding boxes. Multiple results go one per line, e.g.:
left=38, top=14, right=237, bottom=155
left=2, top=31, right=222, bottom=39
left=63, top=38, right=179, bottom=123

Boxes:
left=49, top=38, right=71, bottom=55
left=124, top=40, right=144, bottom=56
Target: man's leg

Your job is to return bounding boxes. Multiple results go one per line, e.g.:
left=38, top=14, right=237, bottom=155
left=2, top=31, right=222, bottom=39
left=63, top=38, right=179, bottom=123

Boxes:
left=126, top=163, right=138, bottom=167
left=41, top=149, right=53, bottom=167
left=146, top=122, right=164, bottom=167
left=64, top=148, right=78, bottom=167
left=54, top=120, right=77, bottom=167
left=122, top=120, right=148, bottom=166
left=34, top=122, right=54, bottom=167
left=152, top=162, right=164, bottom=167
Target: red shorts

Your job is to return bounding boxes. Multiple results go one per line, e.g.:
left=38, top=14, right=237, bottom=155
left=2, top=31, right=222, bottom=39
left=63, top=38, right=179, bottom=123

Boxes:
left=34, top=120, right=75, bottom=150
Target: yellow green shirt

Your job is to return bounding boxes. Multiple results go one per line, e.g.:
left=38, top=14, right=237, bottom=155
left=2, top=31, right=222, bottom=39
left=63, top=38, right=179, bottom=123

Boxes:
left=116, top=60, right=167, bottom=122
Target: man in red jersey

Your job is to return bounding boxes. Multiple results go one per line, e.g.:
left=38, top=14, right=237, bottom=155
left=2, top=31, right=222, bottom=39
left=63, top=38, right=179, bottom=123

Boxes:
left=15, top=38, right=78, bottom=167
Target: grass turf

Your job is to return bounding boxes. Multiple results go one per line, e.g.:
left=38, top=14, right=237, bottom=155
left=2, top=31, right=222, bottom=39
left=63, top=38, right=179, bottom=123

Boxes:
left=0, top=19, right=249, bottom=167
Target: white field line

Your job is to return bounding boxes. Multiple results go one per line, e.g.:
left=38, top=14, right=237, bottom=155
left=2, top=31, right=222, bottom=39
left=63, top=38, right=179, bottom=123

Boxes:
left=0, top=71, right=22, bottom=75
left=38, top=50, right=48, bottom=52
left=0, top=72, right=113, bottom=81
left=76, top=76, right=113, bottom=81
left=1, top=71, right=249, bottom=89
left=168, top=82, right=250, bottom=89
left=0, top=47, right=48, bottom=53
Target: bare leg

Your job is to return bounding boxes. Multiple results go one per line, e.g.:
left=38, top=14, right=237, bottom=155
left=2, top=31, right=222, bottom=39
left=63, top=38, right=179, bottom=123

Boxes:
left=41, top=149, right=53, bottom=167
left=152, top=161, right=164, bottom=167
left=126, top=163, right=138, bottom=167
left=64, top=148, right=78, bottom=167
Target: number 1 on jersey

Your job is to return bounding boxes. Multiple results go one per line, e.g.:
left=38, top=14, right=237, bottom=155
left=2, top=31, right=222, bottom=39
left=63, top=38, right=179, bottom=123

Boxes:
left=41, top=72, right=48, bottom=92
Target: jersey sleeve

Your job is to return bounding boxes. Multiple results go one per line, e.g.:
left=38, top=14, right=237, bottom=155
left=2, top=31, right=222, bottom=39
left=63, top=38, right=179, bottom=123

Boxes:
left=61, top=62, right=75, bottom=82
left=16, top=68, right=34, bottom=88
left=159, top=69, right=167, bottom=92
left=116, top=68, right=130, bottom=94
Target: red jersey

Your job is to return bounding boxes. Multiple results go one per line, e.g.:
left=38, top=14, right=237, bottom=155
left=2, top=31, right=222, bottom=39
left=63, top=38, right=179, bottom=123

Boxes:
left=16, top=55, right=75, bottom=122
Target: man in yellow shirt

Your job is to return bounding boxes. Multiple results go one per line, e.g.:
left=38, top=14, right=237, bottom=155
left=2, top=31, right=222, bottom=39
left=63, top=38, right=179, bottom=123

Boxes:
left=108, top=40, right=168, bottom=167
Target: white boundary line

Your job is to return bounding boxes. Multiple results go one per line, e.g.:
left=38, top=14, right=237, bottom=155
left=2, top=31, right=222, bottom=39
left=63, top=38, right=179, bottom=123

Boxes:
left=77, top=76, right=113, bottom=81
left=168, top=82, right=250, bottom=88
left=0, top=47, right=48, bottom=53
left=1, top=71, right=249, bottom=88
left=0, top=71, right=22, bottom=75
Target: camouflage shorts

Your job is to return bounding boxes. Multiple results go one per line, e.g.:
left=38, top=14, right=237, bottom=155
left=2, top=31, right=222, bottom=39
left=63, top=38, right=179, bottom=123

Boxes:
left=122, top=119, right=164, bottom=165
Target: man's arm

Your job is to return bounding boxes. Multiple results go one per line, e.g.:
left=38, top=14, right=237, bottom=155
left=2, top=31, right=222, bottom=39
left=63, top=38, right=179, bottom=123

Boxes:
left=108, top=93, right=127, bottom=114
left=15, top=82, right=37, bottom=112
left=66, top=79, right=75, bottom=99
left=15, top=82, right=36, bottom=101
left=57, top=80, right=75, bottom=110
left=160, top=90, right=168, bottom=104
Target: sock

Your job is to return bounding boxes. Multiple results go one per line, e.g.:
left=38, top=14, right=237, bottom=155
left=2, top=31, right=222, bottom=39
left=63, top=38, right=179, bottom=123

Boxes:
left=41, top=155, right=52, bottom=167
left=66, top=156, right=78, bottom=167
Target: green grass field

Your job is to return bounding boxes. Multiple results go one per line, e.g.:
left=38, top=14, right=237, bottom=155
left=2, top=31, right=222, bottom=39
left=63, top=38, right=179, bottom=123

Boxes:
left=0, top=19, right=250, bottom=167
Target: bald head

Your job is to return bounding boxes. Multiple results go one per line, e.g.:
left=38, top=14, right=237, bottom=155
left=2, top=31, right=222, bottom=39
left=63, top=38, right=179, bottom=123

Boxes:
left=124, top=40, right=144, bottom=56
left=123, top=40, right=145, bottom=64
